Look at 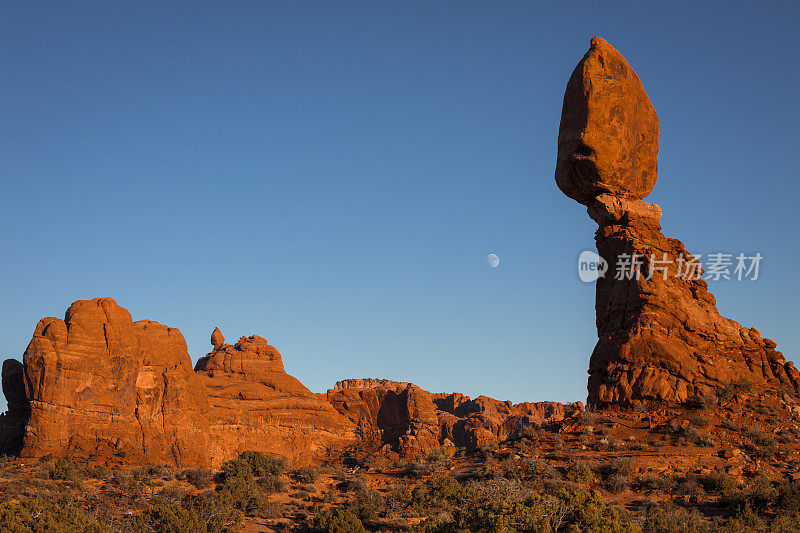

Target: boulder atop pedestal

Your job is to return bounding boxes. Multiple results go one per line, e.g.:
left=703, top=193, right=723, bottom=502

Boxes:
left=556, top=36, right=659, bottom=205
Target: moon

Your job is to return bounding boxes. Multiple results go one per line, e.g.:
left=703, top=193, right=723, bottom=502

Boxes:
left=487, top=253, right=500, bottom=268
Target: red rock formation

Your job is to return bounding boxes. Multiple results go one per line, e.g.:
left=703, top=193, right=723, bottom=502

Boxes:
left=195, top=333, right=355, bottom=466
left=328, top=380, right=572, bottom=456
left=20, top=298, right=211, bottom=466
left=555, top=37, right=659, bottom=205
left=11, top=298, right=355, bottom=467
left=0, top=359, right=29, bottom=455
left=556, top=38, right=800, bottom=406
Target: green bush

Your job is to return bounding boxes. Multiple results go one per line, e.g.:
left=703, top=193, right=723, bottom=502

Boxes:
left=180, top=468, right=214, bottom=489
left=294, top=465, right=319, bottom=484
left=641, top=501, right=709, bottom=533
left=238, top=451, right=286, bottom=477
left=258, top=474, right=287, bottom=494
left=313, top=509, right=366, bottom=533
left=221, top=458, right=253, bottom=483
left=430, top=489, right=638, bottom=533
left=132, top=464, right=169, bottom=482
left=189, top=490, right=242, bottom=533
left=566, top=461, right=596, bottom=484
left=347, top=481, right=385, bottom=522
left=49, top=457, right=80, bottom=481
left=125, top=504, right=206, bottom=533
left=777, top=482, right=800, bottom=515
left=0, top=497, right=109, bottom=532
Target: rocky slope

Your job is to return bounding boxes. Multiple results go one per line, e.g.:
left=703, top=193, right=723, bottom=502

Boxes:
left=556, top=37, right=800, bottom=406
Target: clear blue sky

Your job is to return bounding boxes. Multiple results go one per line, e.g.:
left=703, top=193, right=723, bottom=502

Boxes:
left=2, top=1, right=798, bottom=412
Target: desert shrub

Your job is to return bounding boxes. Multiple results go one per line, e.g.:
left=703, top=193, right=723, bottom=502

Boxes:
left=426, top=446, right=451, bottom=464
left=125, top=504, right=205, bottom=533
left=220, top=458, right=253, bottom=483
left=770, top=513, right=800, bottom=532
left=434, top=488, right=637, bottom=533
left=637, top=474, right=676, bottom=494
left=641, top=501, right=709, bottom=532
left=85, top=464, right=110, bottom=479
left=566, top=461, right=596, bottom=484
left=718, top=379, right=754, bottom=402
left=151, top=485, right=187, bottom=507
left=691, top=393, right=718, bottom=409
left=518, top=457, right=559, bottom=482
left=131, top=464, right=169, bottom=482
left=777, top=482, right=800, bottom=516
left=294, top=465, right=319, bottom=484
left=180, top=468, right=214, bottom=489
left=399, top=474, right=465, bottom=511
left=49, top=457, right=80, bottom=481
left=348, top=481, right=385, bottom=523
left=238, top=451, right=286, bottom=477
left=723, top=504, right=759, bottom=531
left=313, top=508, right=366, bottom=533
left=747, top=433, right=779, bottom=459
left=258, top=474, right=286, bottom=494
left=111, top=472, right=144, bottom=500
left=0, top=497, right=109, bottom=532
left=189, top=490, right=242, bottom=533
left=675, top=475, right=702, bottom=496
left=404, top=460, right=435, bottom=478
left=580, top=411, right=598, bottom=426
left=217, top=475, right=269, bottom=516
left=699, top=472, right=737, bottom=496
left=466, top=476, right=531, bottom=505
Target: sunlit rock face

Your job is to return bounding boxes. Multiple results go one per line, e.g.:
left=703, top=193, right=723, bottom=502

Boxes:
left=556, top=38, right=800, bottom=407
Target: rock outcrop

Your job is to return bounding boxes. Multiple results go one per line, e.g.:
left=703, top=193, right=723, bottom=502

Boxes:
left=1, top=299, right=575, bottom=466
left=555, top=37, right=659, bottom=206
left=195, top=334, right=356, bottom=466
left=0, top=359, right=29, bottom=455
left=328, top=379, right=573, bottom=456
left=556, top=38, right=800, bottom=406
left=7, top=298, right=356, bottom=467
left=210, top=327, right=225, bottom=348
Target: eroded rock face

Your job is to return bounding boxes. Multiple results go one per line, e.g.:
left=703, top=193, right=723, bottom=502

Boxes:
left=20, top=298, right=211, bottom=466
left=588, top=195, right=800, bottom=405
left=11, top=298, right=356, bottom=467
left=556, top=38, right=800, bottom=406
left=328, top=380, right=572, bottom=456
left=0, top=359, right=29, bottom=455
left=555, top=37, right=659, bottom=205
left=196, top=335, right=356, bottom=466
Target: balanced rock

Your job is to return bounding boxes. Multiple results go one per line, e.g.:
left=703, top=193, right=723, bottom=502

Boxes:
left=556, top=38, right=800, bottom=406
left=555, top=36, right=659, bottom=205
left=211, top=327, right=225, bottom=348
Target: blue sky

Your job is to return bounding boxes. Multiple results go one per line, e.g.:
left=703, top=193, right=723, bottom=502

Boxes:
left=1, top=1, right=798, bottom=412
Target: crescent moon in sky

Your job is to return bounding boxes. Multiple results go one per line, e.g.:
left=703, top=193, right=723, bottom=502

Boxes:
left=487, top=253, right=500, bottom=268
